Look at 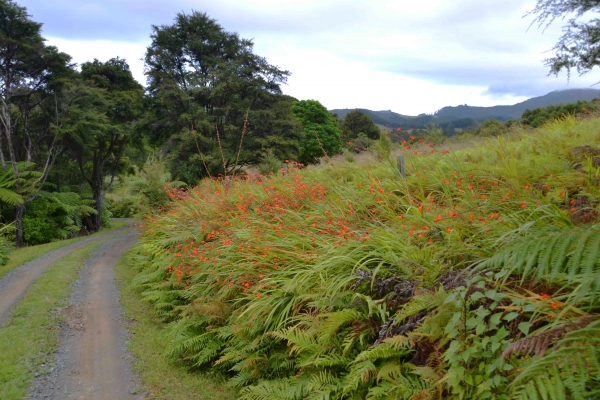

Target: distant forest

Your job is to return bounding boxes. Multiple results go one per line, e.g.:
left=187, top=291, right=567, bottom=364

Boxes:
left=331, top=88, right=600, bottom=133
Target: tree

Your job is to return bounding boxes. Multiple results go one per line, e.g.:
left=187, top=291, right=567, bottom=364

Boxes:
left=143, top=11, right=295, bottom=182
left=473, top=119, right=508, bottom=137
left=61, top=58, right=143, bottom=231
left=292, top=100, right=343, bottom=164
left=521, top=99, right=597, bottom=127
left=0, top=0, right=72, bottom=245
left=423, top=124, right=447, bottom=143
left=529, top=0, right=600, bottom=77
left=341, top=110, right=380, bottom=140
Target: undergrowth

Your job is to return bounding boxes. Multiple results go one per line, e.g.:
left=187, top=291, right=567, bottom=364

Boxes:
left=116, top=245, right=235, bottom=399
left=135, top=116, right=600, bottom=399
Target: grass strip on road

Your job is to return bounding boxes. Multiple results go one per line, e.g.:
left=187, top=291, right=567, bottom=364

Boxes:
left=115, top=245, right=235, bottom=400
left=0, top=220, right=129, bottom=280
left=0, top=234, right=120, bottom=400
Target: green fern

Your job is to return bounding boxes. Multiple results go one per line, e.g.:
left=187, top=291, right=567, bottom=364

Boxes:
left=478, top=225, right=600, bottom=301
left=509, top=319, right=600, bottom=400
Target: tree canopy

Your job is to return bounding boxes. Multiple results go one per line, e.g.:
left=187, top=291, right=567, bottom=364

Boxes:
left=292, top=100, right=343, bottom=164
left=60, top=58, right=144, bottom=231
left=0, top=0, right=72, bottom=244
left=143, top=11, right=299, bottom=182
left=341, top=110, right=381, bottom=140
left=529, top=0, right=600, bottom=77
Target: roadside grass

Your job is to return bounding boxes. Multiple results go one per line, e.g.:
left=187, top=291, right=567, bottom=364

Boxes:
left=115, top=246, right=235, bottom=400
left=0, top=234, right=120, bottom=400
left=0, top=219, right=129, bottom=280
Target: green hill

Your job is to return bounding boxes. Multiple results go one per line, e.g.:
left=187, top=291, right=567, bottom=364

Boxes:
left=331, top=88, right=600, bottom=130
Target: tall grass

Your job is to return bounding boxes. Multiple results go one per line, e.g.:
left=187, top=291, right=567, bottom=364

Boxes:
left=135, top=116, right=600, bottom=399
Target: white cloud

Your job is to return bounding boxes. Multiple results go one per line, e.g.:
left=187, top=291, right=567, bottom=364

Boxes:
left=266, top=47, right=529, bottom=114
left=36, top=0, right=600, bottom=115
left=45, top=37, right=149, bottom=85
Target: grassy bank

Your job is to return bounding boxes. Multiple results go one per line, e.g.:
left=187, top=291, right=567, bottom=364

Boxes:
left=135, top=117, right=600, bottom=399
left=115, top=246, right=235, bottom=399
left=0, top=234, right=122, bottom=400
left=0, top=219, right=129, bottom=280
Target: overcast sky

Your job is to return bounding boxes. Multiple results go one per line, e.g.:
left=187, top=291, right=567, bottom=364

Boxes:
left=17, top=0, right=600, bottom=115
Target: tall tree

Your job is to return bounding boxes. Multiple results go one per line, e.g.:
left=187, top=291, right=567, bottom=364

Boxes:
left=529, top=0, right=600, bottom=77
left=0, top=0, right=72, bottom=245
left=292, top=100, right=343, bottom=164
left=143, top=11, right=295, bottom=182
left=61, top=58, right=143, bottom=231
left=341, top=110, right=381, bottom=140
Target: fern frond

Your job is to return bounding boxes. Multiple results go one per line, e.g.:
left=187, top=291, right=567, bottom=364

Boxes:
left=238, top=378, right=305, bottom=400
left=509, top=319, right=600, bottom=400
left=478, top=225, right=600, bottom=293
left=354, top=343, right=409, bottom=363
left=319, top=309, right=364, bottom=337
left=343, top=360, right=377, bottom=393
left=502, top=315, right=599, bottom=360
left=393, top=288, right=448, bottom=324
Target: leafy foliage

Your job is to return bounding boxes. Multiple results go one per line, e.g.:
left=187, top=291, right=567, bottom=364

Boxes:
left=0, top=0, right=72, bottom=245
left=23, top=191, right=96, bottom=244
left=528, top=0, right=600, bottom=77
left=143, top=11, right=299, bottom=182
left=472, top=118, right=509, bottom=137
left=134, top=116, right=600, bottom=398
left=60, top=57, right=144, bottom=231
left=341, top=110, right=381, bottom=140
left=292, top=100, right=343, bottom=164
left=521, top=99, right=600, bottom=127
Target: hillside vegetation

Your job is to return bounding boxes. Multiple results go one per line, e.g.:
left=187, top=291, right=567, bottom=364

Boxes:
left=331, top=89, right=600, bottom=131
left=135, top=116, right=600, bottom=399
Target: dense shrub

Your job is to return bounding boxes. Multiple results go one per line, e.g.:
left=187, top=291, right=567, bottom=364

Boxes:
left=23, top=215, right=57, bottom=246
left=23, top=192, right=96, bottom=244
left=293, top=100, right=343, bottom=164
left=0, top=234, right=10, bottom=265
left=473, top=118, right=508, bottom=136
left=521, top=99, right=600, bottom=127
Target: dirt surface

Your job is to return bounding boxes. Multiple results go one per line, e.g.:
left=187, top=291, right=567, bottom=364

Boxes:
left=30, top=232, right=143, bottom=400
left=0, top=227, right=132, bottom=327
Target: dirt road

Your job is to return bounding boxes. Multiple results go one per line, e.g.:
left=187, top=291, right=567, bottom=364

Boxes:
left=0, top=227, right=132, bottom=327
left=30, top=231, right=143, bottom=400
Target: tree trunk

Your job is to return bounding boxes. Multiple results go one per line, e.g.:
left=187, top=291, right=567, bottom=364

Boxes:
left=92, top=189, right=103, bottom=232
left=15, top=204, right=25, bottom=247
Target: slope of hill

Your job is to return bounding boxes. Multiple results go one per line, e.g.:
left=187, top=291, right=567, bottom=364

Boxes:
left=331, top=88, right=600, bottom=129
left=435, top=88, right=600, bottom=120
